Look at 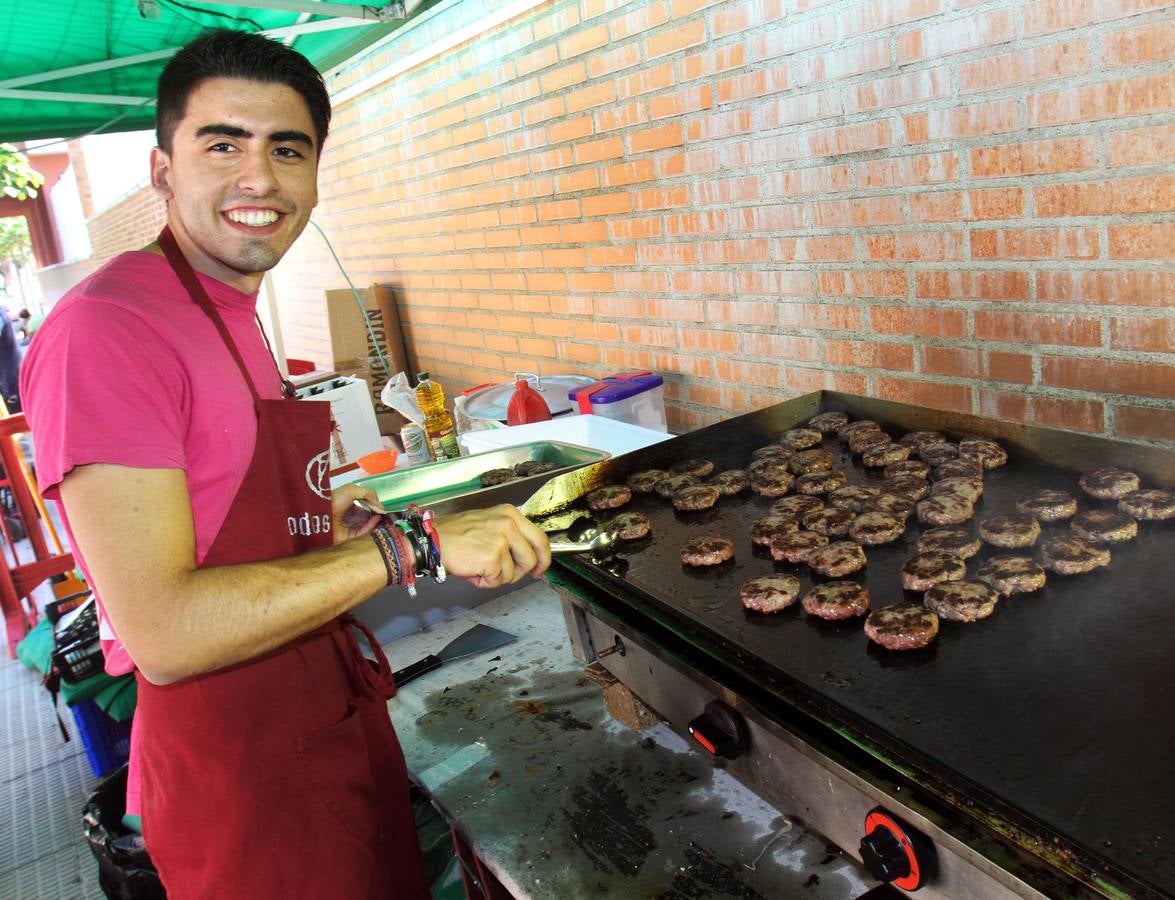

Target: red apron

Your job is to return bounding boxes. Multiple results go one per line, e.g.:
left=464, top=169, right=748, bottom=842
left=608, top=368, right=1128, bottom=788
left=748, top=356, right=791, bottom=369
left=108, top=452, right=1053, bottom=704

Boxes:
left=135, top=228, right=429, bottom=899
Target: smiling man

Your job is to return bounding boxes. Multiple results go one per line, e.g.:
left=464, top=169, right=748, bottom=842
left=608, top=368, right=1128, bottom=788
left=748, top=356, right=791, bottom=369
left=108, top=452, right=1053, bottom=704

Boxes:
left=21, top=30, right=550, bottom=900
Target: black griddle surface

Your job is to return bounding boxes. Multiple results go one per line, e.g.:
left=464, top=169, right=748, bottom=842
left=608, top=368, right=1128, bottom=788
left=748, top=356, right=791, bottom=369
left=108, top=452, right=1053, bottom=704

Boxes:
left=557, top=405, right=1175, bottom=895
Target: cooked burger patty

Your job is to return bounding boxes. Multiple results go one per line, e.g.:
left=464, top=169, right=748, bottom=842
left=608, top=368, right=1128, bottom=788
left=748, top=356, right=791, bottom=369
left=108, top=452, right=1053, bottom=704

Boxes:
left=849, top=511, right=905, bottom=545
left=748, top=457, right=791, bottom=478
left=864, top=605, right=939, bottom=650
left=802, top=581, right=870, bottom=620
left=917, top=493, right=975, bottom=526
left=980, top=514, right=1041, bottom=548
left=751, top=514, right=801, bottom=546
left=1118, top=488, right=1175, bottom=521
left=863, top=443, right=910, bottom=468
left=1071, top=509, right=1138, bottom=544
left=977, top=555, right=1047, bottom=595
left=848, top=430, right=892, bottom=456
left=802, top=507, right=855, bottom=536
left=1041, top=535, right=1111, bottom=575
left=479, top=468, right=519, bottom=487
left=863, top=492, right=916, bottom=520
left=606, top=512, right=652, bottom=540
left=769, top=530, right=830, bottom=564
left=796, top=470, right=848, bottom=495
left=772, top=495, right=825, bottom=518
left=708, top=469, right=750, bottom=495
left=672, top=484, right=721, bottom=512
left=917, top=527, right=981, bottom=559
left=924, top=580, right=999, bottom=622
left=918, top=441, right=960, bottom=466
left=881, top=475, right=931, bottom=501
left=751, top=470, right=796, bottom=497
left=1079, top=466, right=1140, bottom=500
left=1016, top=489, right=1078, bottom=522
left=828, top=484, right=881, bottom=512
left=790, top=448, right=834, bottom=475
left=900, top=430, right=946, bottom=449
left=587, top=485, right=633, bottom=511
left=933, top=458, right=984, bottom=481
left=514, top=460, right=560, bottom=477
left=931, top=477, right=983, bottom=503
left=681, top=534, right=735, bottom=567
left=810, top=541, right=867, bottom=577
left=671, top=458, right=715, bottom=478
left=627, top=468, right=671, bottom=493
left=655, top=474, right=699, bottom=498
left=838, top=420, right=881, bottom=443
left=901, top=551, right=967, bottom=591
left=808, top=411, right=850, bottom=433
left=778, top=428, right=823, bottom=450
left=752, top=444, right=794, bottom=463
left=740, top=575, right=802, bottom=613
left=884, top=459, right=931, bottom=480
left=959, top=438, right=1008, bottom=470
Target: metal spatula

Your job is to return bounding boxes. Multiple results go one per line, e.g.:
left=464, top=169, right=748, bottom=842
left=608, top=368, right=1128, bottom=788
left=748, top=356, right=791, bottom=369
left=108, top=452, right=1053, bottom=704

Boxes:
left=391, top=623, right=517, bottom=687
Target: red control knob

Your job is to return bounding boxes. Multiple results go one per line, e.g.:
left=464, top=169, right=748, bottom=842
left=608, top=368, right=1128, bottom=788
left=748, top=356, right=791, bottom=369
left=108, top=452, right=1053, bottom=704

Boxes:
left=687, top=700, right=749, bottom=759
left=859, top=808, right=937, bottom=891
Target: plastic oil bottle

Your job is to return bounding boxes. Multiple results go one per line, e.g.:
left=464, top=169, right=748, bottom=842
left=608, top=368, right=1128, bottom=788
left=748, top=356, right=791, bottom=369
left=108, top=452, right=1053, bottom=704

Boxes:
left=414, top=372, right=460, bottom=460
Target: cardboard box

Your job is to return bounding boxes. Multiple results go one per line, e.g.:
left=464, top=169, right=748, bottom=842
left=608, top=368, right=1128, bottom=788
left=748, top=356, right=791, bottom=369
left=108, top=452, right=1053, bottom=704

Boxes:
left=296, top=376, right=382, bottom=470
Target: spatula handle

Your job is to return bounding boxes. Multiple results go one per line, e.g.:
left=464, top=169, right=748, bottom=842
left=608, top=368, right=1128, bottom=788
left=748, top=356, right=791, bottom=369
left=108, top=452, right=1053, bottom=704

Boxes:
left=392, top=653, right=442, bottom=688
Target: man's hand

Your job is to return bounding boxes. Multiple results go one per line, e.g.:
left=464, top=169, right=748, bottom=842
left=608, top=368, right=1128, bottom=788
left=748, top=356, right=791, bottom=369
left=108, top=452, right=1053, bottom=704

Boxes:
left=434, top=504, right=551, bottom=588
left=331, top=482, right=382, bottom=544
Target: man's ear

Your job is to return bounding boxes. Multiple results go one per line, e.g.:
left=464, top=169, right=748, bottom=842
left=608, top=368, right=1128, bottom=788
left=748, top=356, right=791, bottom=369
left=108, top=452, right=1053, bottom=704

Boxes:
left=150, top=147, right=174, bottom=201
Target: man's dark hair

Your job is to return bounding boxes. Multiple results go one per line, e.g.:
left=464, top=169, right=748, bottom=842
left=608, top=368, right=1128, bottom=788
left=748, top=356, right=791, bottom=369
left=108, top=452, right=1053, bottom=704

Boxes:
left=156, top=29, right=331, bottom=154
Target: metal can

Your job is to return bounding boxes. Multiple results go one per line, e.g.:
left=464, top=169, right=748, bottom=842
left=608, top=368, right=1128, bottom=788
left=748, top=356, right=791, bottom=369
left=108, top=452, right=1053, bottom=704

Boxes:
left=400, top=423, right=431, bottom=466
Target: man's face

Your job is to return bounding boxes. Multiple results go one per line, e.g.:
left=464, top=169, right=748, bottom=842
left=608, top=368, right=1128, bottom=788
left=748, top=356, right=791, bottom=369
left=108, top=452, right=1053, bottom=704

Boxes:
left=150, top=77, right=320, bottom=292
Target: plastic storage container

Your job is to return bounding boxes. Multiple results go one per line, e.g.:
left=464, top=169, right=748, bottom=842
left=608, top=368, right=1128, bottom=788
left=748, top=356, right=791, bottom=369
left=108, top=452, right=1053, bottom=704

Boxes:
left=568, top=372, right=667, bottom=431
left=71, top=698, right=133, bottom=779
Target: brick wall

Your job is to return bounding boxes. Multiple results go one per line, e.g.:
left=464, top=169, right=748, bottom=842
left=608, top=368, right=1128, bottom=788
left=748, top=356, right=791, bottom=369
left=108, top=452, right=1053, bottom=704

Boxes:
left=273, top=0, right=1171, bottom=444
left=87, top=184, right=167, bottom=265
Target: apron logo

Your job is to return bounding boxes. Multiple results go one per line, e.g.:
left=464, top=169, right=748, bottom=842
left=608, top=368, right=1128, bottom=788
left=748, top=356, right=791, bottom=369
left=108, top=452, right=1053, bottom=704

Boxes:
left=306, top=450, right=330, bottom=500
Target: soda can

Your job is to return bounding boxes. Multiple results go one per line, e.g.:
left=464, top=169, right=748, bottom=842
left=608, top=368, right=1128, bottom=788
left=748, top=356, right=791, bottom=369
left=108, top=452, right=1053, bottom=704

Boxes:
left=400, top=423, right=431, bottom=466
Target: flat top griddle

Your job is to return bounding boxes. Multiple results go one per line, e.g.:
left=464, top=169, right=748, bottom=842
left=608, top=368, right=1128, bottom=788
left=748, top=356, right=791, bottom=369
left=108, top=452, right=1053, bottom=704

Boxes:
left=553, top=394, right=1175, bottom=896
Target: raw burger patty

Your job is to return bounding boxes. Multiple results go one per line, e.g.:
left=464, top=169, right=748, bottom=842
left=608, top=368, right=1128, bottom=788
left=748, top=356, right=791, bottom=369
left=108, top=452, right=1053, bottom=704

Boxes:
left=1079, top=466, right=1140, bottom=500
left=1017, top=489, right=1078, bottom=522
left=627, top=468, right=671, bottom=493
left=479, top=468, right=519, bottom=487
left=917, top=527, right=981, bottom=559
left=977, top=555, right=1046, bottom=595
left=802, top=507, right=854, bottom=537
left=790, top=448, right=834, bottom=475
left=837, top=420, right=881, bottom=443
left=514, top=460, right=559, bottom=477
left=1071, top=509, right=1137, bottom=543
left=751, top=469, right=796, bottom=497
left=863, top=443, right=910, bottom=468
left=848, top=430, right=892, bottom=456
left=709, top=469, right=750, bottom=495
left=606, top=511, right=652, bottom=540
left=778, top=428, right=823, bottom=450
left=681, top=534, right=735, bottom=567
left=769, top=531, right=830, bottom=564
left=654, top=474, right=699, bottom=498
left=671, top=458, right=715, bottom=478
left=808, top=411, right=850, bottom=433
left=933, top=459, right=984, bottom=481
left=864, top=605, right=939, bottom=650
left=587, top=485, right=632, bottom=511
left=796, top=470, right=847, bottom=495
left=810, top=541, right=867, bottom=577
left=931, top=477, right=984, bottom=503
left=979, top=514, right=1041, bottom=548
left=849, top=511, right=905, bottom=545
left=959, top=438, right=1008, bottom=470
left=918, top=442, right=959, bottom=467
left=772, top=495, right=824, bottom=517
left=802, top=581, right=870, bottom=619
left=740, top=575, right=802, bottom=613
left=900, top=430, right=945, bottom=449
left=924, top=580, right=999, bottom=622
left=901, top=551, right=967, bottom=591
left=882, top=475, right=931, bottom=502
left=917, top=493, right=974, bottom=526
left=1041, top=536, right=1110, bottom=575
left=673, top=484, right=721, bottom=511
left=751, top=514, right=800, bottom=546
left=829, top=484, right=881, bottom=512
left=1119, top=488, right=1175, bottom=521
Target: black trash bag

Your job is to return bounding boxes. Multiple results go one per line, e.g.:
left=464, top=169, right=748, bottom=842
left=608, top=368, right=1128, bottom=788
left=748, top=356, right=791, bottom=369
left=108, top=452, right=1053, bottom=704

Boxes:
left=82, top=765, right=167, bottom=900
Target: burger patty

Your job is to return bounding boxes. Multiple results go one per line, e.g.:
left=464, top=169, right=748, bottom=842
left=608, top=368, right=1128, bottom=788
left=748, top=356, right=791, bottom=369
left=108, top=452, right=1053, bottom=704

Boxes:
left=740, top=575, right=803, bottom=613
left=849, top=511, right=905, bottom=545
left=801, top=507, right=855, bottom=536
left=796, top=470, right=848, bottom=495
left=918, top=442, right=960, bottom=467
left=917, top=527, right=981, bottom=559
left=881, top=474, right=931, bottom=501
left=933, top=458, right=985, bottom=481
left=916, top=493, right=975, bottom=526
left=828, top=484, right=881, bottom=512
left=769, top=530, right=830, bottom=564
left=848, top=430, right=893, bottom=456
left=654, top=473, right=699, bottom=498
left=884, top=459, right=931, bottom=480
left=751, top=514, right=801, bottom=546
left=708, top=469, right=750, bottom=495
left=748, top=457, right=791, bottom=478
left=778, top=428, right=823, bottom=450
left=864, top=605, right=940, bottom=650
left=863, top=443, right=911, bottom=468
left=606, top=511, right=652, bottom=541
left=772, top=494, right=825, bottom=518
left=514, top=460, right=560, bottom=477
left=924, top=580, right=999, bottom=622
left=751, top=444, right=795, bottom=463
left=901, top=551, right=967, bottom=591
left=681, top=534, right=735, bottom=567
left=672, top=484, right=721, bottom=512
left=802, top=581, right=870, bottom=620
left=1016, top=489, right=1078, bottom=522
left=959, top=438, right=1008, bottom=470
left=671, top=458, right=715, bottom=478
left=1079, top=466, right=1140, bottom=500
left=980, top=514, right=1041, bottom=548
left=627, top=468, right=671, bottom=493
left=808, top=411, right=850, bottom=433
left=751, top=469, right=796, bottom=497
left=587, top=485, right=633, bottom=511
left=1071, top=509, right=1138, bottom=544
left=900, top=430, right=946, bottom=449
left=1041, top=535, right=1111, bottom=575
left=790, top=448, right=834, bottom=475
left=838, top=420, right=881, bottom=443
left=977, top=555, right=1047, bottom=595
left=862, top=492, right=916, bottom=520
left=810, top=541, right=868, bottom=577
left=931, top=477, right=984, bottom=503
left=479, top=468, right=520, bottom=487
left=1119, top=488, right=1175, bottom=521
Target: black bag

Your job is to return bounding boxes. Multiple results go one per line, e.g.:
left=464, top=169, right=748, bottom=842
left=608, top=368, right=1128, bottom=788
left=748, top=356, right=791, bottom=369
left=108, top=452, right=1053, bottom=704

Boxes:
left=82, top=765, right=167, bottom=900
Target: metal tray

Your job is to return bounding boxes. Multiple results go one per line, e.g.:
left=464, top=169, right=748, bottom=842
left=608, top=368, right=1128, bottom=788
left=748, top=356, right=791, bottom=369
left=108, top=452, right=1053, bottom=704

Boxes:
left=354, top=441, right=608, bottom=511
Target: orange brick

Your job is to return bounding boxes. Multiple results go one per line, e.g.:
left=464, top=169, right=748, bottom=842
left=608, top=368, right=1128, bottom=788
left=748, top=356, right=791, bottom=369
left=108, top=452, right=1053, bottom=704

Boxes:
left=1110, top=316, right=1175, bottom=353
left=589, top=245, right=638, bottom=266
left=645, top=20, right=706, bottom=59
left=851, top=67, right=950, bottom=111
left=976, top=311, right=1101, bottom=347
left=970, top=137, right=1097, bottom=177
left=922, top=348, right=1034, bottom=383
left=824, top=340, right=915, bottom=370
left=971, top=187, right=1024, bottom=219
left=618, top=63, right=676, bottom=99
left=776, top=234, right=856, bottom=261
left=574, top=136, right=623, bottom=165
left=681, top=328, right=740, bottom=353
left=899, top=10, right=1015, bottom=63
left=911, top=191, right=964, bottom=222
left=1035, top=176, right=1175, bottom=216
left=698, top=238, right=769, bottom=263
left=877, top=378, right=973, bottom=413
left=566, top=82, right=617, bottom=114
left=774, top=301, right=863, bottom=330
left=731, top=204, right=807, bottom=232
left=680, top=45, right=746, bottom=81
left=665, top=210, right=728, bottom=234
left=559, top=23, right=610, bottom=59
left=1106, top=20, right=1175, bottom=67
left=848, top=271, right=908, bottom=297
left=808, top=120, right=894, bottom=156
left=711, top=0, right=786, bottom=39
left=556, top=169, right=601, bottom=193
left=631, top=123, right=684, bottom=153
left=739, top=269, right=813, bottom=295
left=650, top=85, right=713, bottom=119
left=1108, top=122, right=1175, bottom=167
left=1114, top=405, right=1175, bottom=443
left=1029, top=73, right=1175, bottom=126
left=717, top=65, right=791, bottom=103
left=632, top=186, right=690, bottom=209
left=916, top=271, right=1030, bottom=301
left=707, top=300, right=780, bottom=327
left=858, top=152, right=958, bottom=187
left=582, top=192, right=631, bottom=216
left=529, top=146, right=573, bottom=173
left=741, top=332, right=822, bottom=360
left=540, top=62, right=587, bottom=94
left=596, top=102, right=651, bottom=133
left=672, top=269, right=737, bottom=294
left=842, top=0, right=942, bottom=38
left=614, top=271, right=671, bottom=292
left=1043, top=356, right=1175, bottom=399
left=604, top=160, right=656, bottom=187
left=793, top=38, right=890, bottom=85
left=723, top=135, right=804, bottom=167
left=567, top=272, right=614, bottom=292
left=813, top=197, right=904, bottom=227
left=650, top=297, right=706, bottom=319
left=760, top=88, right=843, bottom=127
left=762, top=165, right=850, bottom=196
left=588, top=44, right=642, bottom=78
left=1024, top=0, right=1171, bottom=37
left=1035, top=271, right=1175, bottom=307
left=979, top=391, right=1105, bottom=434
left=959, top=40, right=1090, bottom=93
left=687, top=109, right=754, bottom=141
left=912, top=100, right=1020, bottom=142
left=1109, top=224, right=1175, bottom=259
left=639, top=242, right=697, bottom=265
left=611, top=3, right=669, bottom=41
left=514, top=46, right=558, bottom=78
left=866, top=231, right=965, bottom=260
left=971, top=227, right=1099, bottom=260
left=746, top=14, right=836, bottom=60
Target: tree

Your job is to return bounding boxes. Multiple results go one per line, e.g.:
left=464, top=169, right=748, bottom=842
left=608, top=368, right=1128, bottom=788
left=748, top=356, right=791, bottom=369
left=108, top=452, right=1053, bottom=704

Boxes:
left=1, top=144, right=44, bottom=201
left=0, top=217, right=33, bottom=300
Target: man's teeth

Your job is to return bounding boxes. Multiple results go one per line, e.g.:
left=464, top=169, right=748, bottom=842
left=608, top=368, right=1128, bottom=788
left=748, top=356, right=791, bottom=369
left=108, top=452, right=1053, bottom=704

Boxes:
left=226, top=210, right=279, bottom=226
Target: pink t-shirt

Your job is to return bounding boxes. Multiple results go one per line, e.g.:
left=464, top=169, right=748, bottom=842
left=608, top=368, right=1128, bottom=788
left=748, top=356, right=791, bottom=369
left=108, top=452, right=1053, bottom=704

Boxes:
left=21, top=250, right=284, bottom=812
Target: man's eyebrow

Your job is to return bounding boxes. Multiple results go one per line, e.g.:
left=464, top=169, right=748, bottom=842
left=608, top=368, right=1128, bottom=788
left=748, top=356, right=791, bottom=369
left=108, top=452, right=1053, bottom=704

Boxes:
left=193, top=125, right=314, bottom=147
left=269, top=130, right=314, bottom=147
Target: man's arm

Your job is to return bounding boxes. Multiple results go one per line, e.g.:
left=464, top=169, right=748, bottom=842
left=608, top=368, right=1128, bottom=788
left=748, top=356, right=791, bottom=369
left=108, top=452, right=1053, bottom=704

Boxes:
left=60, top=463, right=551, bottom=686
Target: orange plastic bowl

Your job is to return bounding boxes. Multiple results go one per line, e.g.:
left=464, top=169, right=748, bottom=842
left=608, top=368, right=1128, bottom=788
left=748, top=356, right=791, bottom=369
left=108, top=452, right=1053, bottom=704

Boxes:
left=357, top=448, right=399, bottom=474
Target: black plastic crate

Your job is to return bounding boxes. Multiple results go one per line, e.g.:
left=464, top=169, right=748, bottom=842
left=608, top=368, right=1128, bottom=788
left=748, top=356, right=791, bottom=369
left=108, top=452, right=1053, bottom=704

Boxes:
left=52, top=635, right=105, bottom=683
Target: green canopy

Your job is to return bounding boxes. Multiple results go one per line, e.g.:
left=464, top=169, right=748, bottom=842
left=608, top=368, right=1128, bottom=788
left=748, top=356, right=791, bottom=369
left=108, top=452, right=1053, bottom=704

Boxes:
left=0, top=0, right=426, bottom=143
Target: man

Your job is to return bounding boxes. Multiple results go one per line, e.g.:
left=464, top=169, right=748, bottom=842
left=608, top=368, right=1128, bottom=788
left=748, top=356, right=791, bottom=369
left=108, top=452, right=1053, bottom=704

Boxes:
left=17, top=308, right=43, bottom=344
left=0, top=311, right=19, bottom=411
left=21, top=30, right=550, bottom=899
